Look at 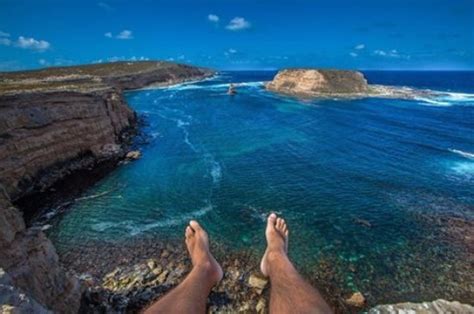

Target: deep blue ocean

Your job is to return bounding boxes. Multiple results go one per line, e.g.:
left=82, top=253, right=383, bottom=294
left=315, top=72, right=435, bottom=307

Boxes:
left=47, top=71, right=474, bottom=304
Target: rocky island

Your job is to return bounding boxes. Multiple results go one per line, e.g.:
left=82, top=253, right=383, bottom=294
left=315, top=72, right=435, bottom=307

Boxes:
left=0, top=61, right=213, bottom=313
left=266, top=68, right=446, bottom=101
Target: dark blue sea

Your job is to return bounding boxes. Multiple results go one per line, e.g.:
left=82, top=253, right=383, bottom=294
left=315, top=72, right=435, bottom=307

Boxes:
left=47, top=71, right=474, bottom=305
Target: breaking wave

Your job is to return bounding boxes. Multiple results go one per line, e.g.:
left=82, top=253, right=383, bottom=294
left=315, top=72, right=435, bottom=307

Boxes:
left=414, top=97, right=451, bottom=106
left=164, top=81, right=264, bottom=92
left=449, top=149, right=474, bottom=160
left=415, top=91, right=474, bottom=107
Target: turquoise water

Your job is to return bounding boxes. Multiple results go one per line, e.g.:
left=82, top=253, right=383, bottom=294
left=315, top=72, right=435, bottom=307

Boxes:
left=48, top=71, right=474, bottom=303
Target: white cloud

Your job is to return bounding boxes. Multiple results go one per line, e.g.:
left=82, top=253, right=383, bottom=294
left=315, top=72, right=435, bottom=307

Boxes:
left=98, top=2, right=113, bottom=11
left=105, top=30, right=133, bottom=40
left=226, top=17, right=251, bottom=31
left=116, top=30, right=133, bottom=39
left=224, top=48, right=238, bottom=57
left=350, top=52, right=358, bottom=57
left=100, top=56, right=149, bottom=63
left=0, top=38, right=11, bottom=46
left=208, top=14, right=219, bottom=23
left=16, top=36, right=50, bottom=51
left=0, top=31, right=10, bottom=37
left=373, top=49, right=410, bottom=59
left=355, top=44, right=365, bottom=50
left=129, top=56, right=149, bottom=61
left=38, top=59, right=49, bottom=66
left=374, top=49, right=387, bottom=56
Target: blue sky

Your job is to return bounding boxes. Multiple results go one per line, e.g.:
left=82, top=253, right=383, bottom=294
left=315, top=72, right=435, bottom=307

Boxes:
left=0, top=0, right=473, bottom=71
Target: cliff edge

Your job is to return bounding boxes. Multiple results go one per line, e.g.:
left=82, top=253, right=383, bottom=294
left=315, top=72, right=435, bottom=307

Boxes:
left=0, top=61, right=213, bottom=313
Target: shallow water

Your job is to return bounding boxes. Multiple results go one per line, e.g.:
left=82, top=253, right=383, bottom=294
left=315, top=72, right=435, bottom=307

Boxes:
left=47, top=71, right=474, bottom=304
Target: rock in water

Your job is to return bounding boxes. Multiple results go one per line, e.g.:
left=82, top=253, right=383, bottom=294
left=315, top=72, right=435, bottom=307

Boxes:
left=345, top=292, right=366, bottom=308
left=125, top=150, right=142, bottom=160
left=369, top=299, right=474, bottom=314
left=266, top=69, right=369, bottom=97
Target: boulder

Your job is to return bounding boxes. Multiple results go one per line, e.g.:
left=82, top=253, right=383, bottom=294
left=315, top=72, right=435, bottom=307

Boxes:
left=248, top=274, right=268, bottom=294
left=369, top=299, right=474, bottom=314
left=345, top=292, right=366, bottom=308
left=125, top=150, right=141, bottom=160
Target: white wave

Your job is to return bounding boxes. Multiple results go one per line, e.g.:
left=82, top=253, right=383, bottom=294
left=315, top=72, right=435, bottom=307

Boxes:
left=75, top=189, right=115, bottom=202
left=129, top=205, right=212, bottom=236
left=90, top=204, right=214, bottom=236
left=153, top=110, right=197, bottom=152
left=246, top=205, right=267, bottom=222
left=91, top=222, right=120, bottom=232
left=450, top=161, right=474, bottom=177
left=163, top=81, right=264, bottom=92
left=210, top=160, right=222, bottom=184
left=138, top=75, right=218, bottom=91
left=449, top=149, right=474, bottom=160
left=181, top=127, right=197, bottom=152
left=236, top=81, right=265, bottom=88
left=439, top=92, right=474, bottom=102
left=176, top=119, right=190, bottom=127
left=414, top=97, right=451, bottom=106
left=203, top=153, right=222, bottom=184
left=150, top=132, right=160, bottom=139
left=416, top=91, right=474, bottom=106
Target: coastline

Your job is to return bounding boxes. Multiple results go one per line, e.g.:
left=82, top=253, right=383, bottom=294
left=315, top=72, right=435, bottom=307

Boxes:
left=0, top=61, right=214, bottom=313
left=1, top=65, right=473, bottom=313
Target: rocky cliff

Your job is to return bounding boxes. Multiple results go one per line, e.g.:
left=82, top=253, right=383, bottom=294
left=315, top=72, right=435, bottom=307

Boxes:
left=266, top=69, right=369, bottom=97
left=0, top=61, right=213, bottom=313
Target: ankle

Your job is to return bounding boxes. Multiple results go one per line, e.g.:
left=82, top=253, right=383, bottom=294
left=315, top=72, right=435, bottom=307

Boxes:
left=193, top=260, right=214, bottom=274
left=266, top=249, right=287, bottom=272
left=192, top=260, right=221, bottom=285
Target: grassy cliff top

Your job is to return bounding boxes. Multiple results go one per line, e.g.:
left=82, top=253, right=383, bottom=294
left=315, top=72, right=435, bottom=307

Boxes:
left=0, top=61, right=198, bottom=80
left=0, top=61, right=212, bottom=94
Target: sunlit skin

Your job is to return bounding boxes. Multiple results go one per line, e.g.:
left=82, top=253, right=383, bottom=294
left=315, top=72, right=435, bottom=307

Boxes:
left=145, top=214, right=332, bottom=314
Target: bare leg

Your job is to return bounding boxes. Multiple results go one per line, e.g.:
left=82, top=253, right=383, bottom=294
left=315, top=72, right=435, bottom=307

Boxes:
left=261, top=213, right=333, bottom=314
left=144, top=221, right=223, bottom=314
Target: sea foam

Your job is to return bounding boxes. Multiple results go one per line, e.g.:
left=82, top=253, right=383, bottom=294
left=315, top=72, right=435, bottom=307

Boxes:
left=90, top=204, right=213, bottom=236
left=449, top=149, right=474, bottom=160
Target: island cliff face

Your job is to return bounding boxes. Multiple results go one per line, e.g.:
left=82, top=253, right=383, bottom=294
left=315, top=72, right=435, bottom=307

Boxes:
left=265, top=68, right=446, bottom=101
left=0, top=61, right=213, bottom=312
left=266, top=69, right=369, bottom=97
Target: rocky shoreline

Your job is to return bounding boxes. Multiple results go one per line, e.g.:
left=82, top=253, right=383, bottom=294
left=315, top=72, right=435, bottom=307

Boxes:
left=54, top=233, right=473, bottom=313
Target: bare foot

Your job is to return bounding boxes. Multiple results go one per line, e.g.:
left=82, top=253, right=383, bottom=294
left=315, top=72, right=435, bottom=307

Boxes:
left=185, top=220, right=223, bottom=285
left=260, top=213, right=289, bottom=276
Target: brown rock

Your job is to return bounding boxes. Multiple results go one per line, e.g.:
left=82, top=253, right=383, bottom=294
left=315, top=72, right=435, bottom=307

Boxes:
left=256, top=298, right=266, bottom=313
left=147, top=259, right=157, bottom=270
left=248, top=274, right=268, bottom=294
left=157, top=270, right=169, bottom=284
left=345, top=292, right=366, bottom=308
